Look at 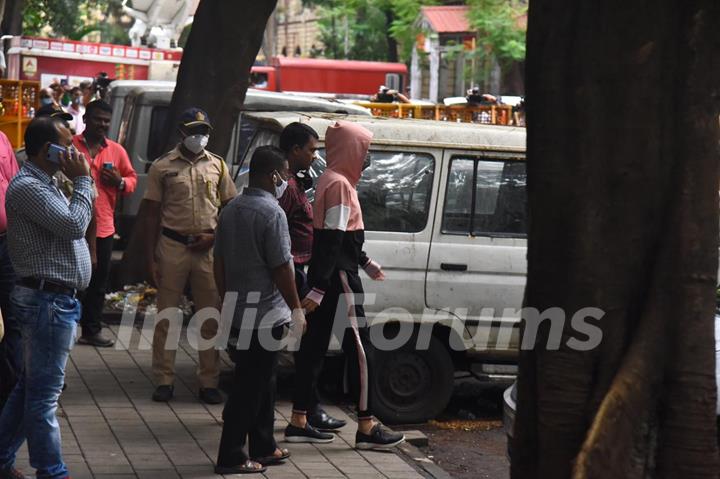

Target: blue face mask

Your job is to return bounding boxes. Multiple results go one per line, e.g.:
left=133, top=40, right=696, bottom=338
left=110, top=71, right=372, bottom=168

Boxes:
left=41, top=98, right=53, bottom=106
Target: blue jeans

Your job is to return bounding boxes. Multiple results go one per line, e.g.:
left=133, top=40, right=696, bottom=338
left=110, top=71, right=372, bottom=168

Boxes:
left=0, top=286, right=80, bottom=479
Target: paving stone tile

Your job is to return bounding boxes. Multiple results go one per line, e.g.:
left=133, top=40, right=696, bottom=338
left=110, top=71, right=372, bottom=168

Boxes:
left=34, top=325, right=432, bottom=478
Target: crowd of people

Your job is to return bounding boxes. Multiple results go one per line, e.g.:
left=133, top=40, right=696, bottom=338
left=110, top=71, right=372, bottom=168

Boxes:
left=0, top=101, right=405, bottom=478
left=38, top=80, right=96, bottom=136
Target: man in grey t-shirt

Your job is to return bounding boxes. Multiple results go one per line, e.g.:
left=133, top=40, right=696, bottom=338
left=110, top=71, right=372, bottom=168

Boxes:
left=213, top=145, right=306, bottom=475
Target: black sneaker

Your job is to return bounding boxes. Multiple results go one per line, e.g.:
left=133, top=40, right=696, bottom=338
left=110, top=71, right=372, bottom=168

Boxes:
left=199, top=387, right=224, bottom=405
left=308, top=408, right=347, bottom=431
left=284, top=423, right=335, bottom=443
left=355, top=424, right=405, bottom=450
left=0, top=467, right=29, bottom=479
left=152, top=385, right=174, bottom=402
left=77, top=332, right=115, bottom=347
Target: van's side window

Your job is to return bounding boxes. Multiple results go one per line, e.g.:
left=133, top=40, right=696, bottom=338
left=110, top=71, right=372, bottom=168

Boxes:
left=147, top=106, right=170, bottom=167
left=310, top=150, right=435, bottom=233
left=442, top=157, right=527, bottom=236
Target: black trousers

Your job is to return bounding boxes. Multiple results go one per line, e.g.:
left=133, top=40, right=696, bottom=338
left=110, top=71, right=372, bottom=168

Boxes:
left=217, top=326, right=283, bottom=466
left=293, top=269, right=373, bottom=420
left=81, top=235, right=113, bottom=337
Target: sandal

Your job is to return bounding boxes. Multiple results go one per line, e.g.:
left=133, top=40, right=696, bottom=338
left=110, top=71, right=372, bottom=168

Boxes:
left=252, top=447, right=291, bottom=466
left=214, top=459, right=267, bottom=474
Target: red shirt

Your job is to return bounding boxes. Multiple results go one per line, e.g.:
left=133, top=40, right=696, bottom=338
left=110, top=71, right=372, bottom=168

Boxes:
left=278, top=175, right=313, bottom=265
left=73, top=134, right=137, bottom=238
left=0, top=132, right=18, bottom=233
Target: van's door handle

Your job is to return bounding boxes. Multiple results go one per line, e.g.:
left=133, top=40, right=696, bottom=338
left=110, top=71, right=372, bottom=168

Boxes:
left=440, top=263, right=468, bottom=272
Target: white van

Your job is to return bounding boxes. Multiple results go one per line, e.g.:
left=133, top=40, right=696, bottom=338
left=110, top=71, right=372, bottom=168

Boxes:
left=110, top=84, right=370, bottom=245
left=237, top=111, right=527, bottom=423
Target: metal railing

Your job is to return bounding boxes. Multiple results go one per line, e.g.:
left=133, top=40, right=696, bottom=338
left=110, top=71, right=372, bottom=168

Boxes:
left=354, top=102, right=523, bottom=127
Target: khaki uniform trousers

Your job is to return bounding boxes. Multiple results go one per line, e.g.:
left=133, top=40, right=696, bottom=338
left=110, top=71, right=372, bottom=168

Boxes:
left=152, top=235, right=220, bottom=388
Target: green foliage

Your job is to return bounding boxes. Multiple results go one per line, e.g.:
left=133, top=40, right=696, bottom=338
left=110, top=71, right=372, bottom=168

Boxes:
left=466, top=0, right=526, bottom=67
left=22, top=0, right=129, bottom=43
left=308, top=0, right=390, bottom=61
left=303, top=0, right=438, bottom=62
left=387, top=0, right=437, bottom=62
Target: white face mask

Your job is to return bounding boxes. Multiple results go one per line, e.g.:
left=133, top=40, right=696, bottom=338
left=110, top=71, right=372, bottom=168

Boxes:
left=183, top=134, right=209, bottom=154
left=273, top=171, right=289, bottom=199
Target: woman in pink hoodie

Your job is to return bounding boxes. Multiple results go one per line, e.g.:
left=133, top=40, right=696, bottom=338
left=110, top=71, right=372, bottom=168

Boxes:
left=284, top=121, right=405, bottom=450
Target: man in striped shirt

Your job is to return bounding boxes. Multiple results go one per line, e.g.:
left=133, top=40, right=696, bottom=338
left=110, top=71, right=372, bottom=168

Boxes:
left=0, top=116, right=94, bottom=479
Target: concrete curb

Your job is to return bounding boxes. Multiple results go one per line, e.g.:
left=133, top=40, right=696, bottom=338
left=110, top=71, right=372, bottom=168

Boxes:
left=396, top=440, right=454, bottom=479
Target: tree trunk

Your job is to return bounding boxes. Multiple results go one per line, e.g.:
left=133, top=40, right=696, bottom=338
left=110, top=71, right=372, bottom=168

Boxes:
left=163, top=0, right=278, bottom=156
left=512, top=1, right=720, bottom=478
left=2, top=0, right=23, bottom=36
left=384, top=8, right=398, bottom=63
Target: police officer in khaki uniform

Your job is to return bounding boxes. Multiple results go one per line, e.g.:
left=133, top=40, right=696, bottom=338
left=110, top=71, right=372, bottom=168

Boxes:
left=143, top=108, right=237, bottom=404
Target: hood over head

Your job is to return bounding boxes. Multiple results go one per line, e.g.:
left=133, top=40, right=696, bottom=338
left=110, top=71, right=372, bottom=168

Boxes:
left=324, top=120, right=373, bottom=186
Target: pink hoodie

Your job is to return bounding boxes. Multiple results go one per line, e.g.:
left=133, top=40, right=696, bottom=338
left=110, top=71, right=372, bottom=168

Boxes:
left=313, top=121, right=373, bottom=232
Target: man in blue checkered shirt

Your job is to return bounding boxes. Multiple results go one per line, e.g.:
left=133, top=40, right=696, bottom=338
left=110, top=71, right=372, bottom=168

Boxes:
left=0, top=116, right=94, bottom=479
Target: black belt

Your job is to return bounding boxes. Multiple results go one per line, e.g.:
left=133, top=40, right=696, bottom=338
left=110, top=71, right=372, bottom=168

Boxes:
left=19, top=277, right=77, bottom=298
left=162, top=227, right=196, bottom=245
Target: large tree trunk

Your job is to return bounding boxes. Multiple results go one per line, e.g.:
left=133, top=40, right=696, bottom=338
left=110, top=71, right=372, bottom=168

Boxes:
left=118, top=0, right=277, bottom=287
left=163, top=0, right=278, bottom=155
left=512, top=1, right=720, bottom=478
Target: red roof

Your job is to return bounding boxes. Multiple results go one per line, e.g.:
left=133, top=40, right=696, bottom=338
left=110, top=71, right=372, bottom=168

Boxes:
left=421, top=6, right=471, bottom=34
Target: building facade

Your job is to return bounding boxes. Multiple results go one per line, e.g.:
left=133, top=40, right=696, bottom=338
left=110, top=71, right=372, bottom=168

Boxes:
left=261, top=0, right=323, bottom=61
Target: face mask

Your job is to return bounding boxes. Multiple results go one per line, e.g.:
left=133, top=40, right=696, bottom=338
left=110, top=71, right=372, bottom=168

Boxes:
left=41, top=98, right=53, bottom=106
left=273, top=171, right=289, bottom=199
left=183, top=134, right=209, bottom=154
left=72, top=97, right=81, bottom=105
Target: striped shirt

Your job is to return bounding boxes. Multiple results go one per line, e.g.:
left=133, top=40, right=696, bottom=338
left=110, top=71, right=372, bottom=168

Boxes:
left=6, top=161, right=94, bottom=290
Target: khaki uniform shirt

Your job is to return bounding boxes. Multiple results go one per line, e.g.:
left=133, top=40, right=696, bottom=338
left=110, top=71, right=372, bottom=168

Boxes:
left=145, top=146, right=237, bottom=234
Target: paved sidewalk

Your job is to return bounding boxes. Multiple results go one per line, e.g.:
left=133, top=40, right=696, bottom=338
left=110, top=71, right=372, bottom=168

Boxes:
left=13, top=325, right=427, bottom=479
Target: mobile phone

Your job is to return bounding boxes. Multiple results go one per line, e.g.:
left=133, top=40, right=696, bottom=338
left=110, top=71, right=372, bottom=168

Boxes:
left=103, top=162, right=113, bottom=170
left=47, top=143, right=67, bottom=164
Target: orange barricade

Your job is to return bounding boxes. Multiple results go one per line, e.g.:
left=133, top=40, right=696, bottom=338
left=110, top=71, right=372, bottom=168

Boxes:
left=355, top=102, right=518, bottom=126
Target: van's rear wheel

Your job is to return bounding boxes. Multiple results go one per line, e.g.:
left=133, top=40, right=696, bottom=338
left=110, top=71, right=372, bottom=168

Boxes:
left=371, top=335, right=454, bottom=424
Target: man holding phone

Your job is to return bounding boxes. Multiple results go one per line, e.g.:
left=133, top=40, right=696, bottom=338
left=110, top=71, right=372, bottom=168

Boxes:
left=0, top=115, right=93, bottom=479
left=73, top=100, right=137, bottom=348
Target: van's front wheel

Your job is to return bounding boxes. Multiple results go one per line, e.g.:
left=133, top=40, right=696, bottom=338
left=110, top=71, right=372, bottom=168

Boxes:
left=370, top=335, right=454, bottom=424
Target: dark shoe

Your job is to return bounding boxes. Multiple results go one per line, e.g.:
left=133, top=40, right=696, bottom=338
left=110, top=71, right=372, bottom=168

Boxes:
left=308, top=408, right=347, bottom=431
left=198, top=387, right=224, bottom=405
left=0, top=467, right=29, bottom=479
left=77, top=332, right=115, bottom=347
left=284, top=423, right=334, bottom=443
left=152, top=385, right=174, bottom=402
left=252, top=448, right=291, bottom=466
left=214, top=460, right=266, bottom=474
left=355, top=424, right=405, bottom=450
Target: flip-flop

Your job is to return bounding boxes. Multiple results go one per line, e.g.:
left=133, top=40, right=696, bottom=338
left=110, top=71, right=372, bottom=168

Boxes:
left=214, top=459, right=267, bottom=474
left=252, top=448, right=291, bottom=466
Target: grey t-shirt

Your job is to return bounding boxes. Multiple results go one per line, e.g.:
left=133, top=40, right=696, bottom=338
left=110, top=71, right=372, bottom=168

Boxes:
left=215, top=187, right=292, bottom=330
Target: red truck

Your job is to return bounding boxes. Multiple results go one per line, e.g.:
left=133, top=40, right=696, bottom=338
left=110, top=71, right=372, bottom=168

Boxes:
left=250, top=56, right=408, bottom=97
